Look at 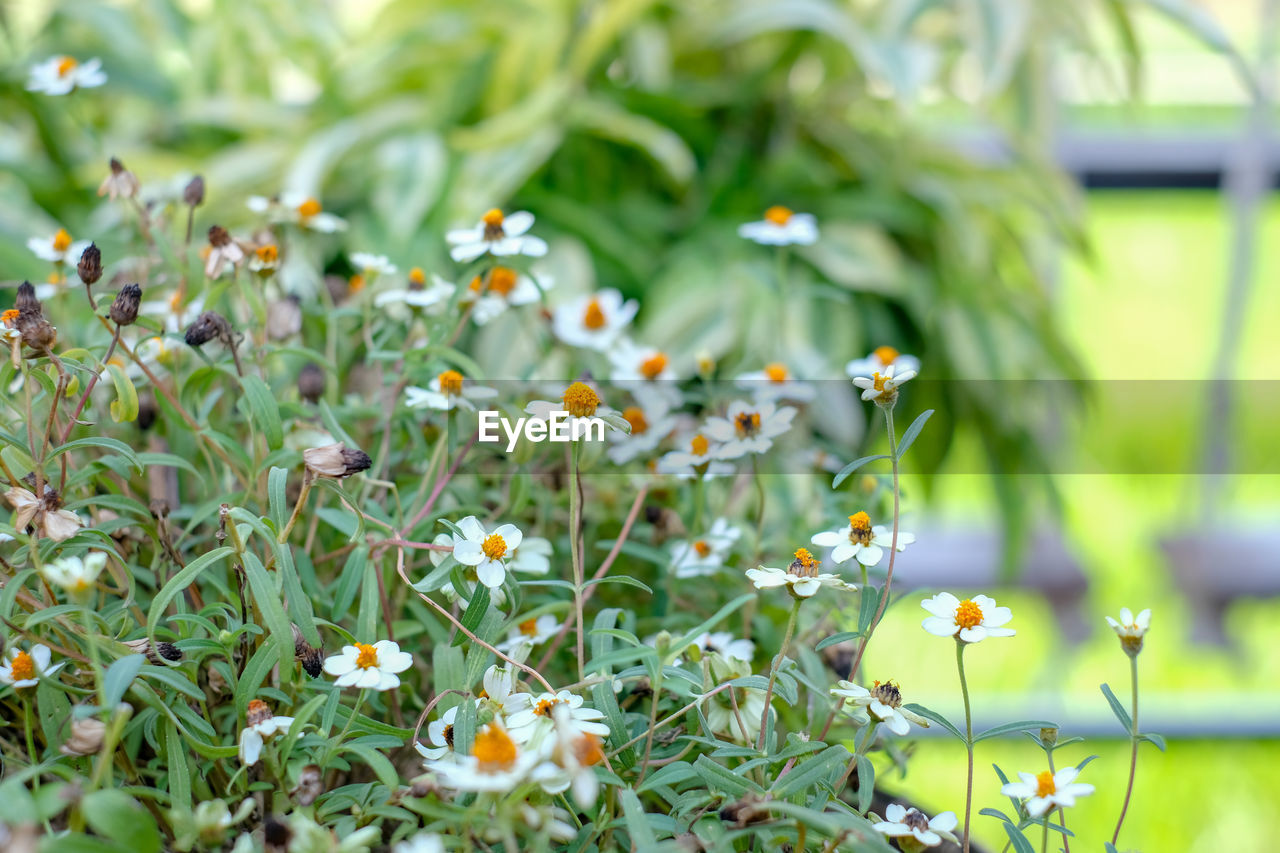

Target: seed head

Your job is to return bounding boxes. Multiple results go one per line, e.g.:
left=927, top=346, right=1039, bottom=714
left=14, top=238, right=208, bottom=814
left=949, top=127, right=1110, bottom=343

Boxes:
left=109, top=283, right=142, bottom=326
left=208, top=225, right=233, bottom=247
left=77, top=243, right=103, bottom=286
left=184, top=311, right=232, bottom=348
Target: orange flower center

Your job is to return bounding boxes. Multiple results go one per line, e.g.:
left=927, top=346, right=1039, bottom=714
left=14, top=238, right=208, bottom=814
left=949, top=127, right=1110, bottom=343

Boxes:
left=256, top=244, right=279, bottom=263
left=354, top=642, right=379, bottom=669
left=469, top=266, right=519, bottom=298
left=348, top=274, right=365, bottom=293
left=52, top=229, right=73, bottom=252
left=690, top=434, right=709, bottom=456
left=871, top=371, right=888, bottom=392
left=57, top=57, right=79, bottom=76
left=408, top=267, right=426, bottom=287
left=574, top=733, right=604, bottom=767
left=297, top=198, right=322, bottom=219
left=764, top=206, right=793, bottom=226
left=472, top=723, right=517, bottom=772
left=482, top=208, right=505, bottom=228
left=764, top=363, right=789, bottom=383
left=562, top=382, right=601, bottom=417
left=848, top=511, right=872, bottom=545
left=693, top=540, right=712, bottom=558
left=9, top=650, right=35, bottom=682
left=1035, top=771, right=1056, bottom=798
left=639, top=352, right=668, bottom=380
left=791, top=548, right=820, bottom=577
left=734, top=411, right=761, bottom=437
left=1, top=308, right=19, bottom=326
left=622, top=406, right=648, bottom=435
left=873, top=346, right=900, bottom=365
left=582, top=299, right=606, bottom=330
left=481, top=533, right=508, bottom=561
left=437, top=369, right=464, bottom=396
left=955, top=599, right=984, bottom=630
left=519, top=617, right=540, bottom=637
left=246, top=699, right=271, bottom=726
left=534, top=697, right=563, bottom=717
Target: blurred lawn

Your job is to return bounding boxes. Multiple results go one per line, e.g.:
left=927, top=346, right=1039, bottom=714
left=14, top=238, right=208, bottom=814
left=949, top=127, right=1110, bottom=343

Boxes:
left=861, top=191, right=1280, bottom=850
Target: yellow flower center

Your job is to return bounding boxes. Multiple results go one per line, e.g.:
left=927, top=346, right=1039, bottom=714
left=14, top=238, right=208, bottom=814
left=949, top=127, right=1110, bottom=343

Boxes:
left=791, top=547, right=821, bottom=577
left=519, top=617, right=540, bottom=637
left=574, top=733, right=604, bottom=767
left=481, top=533, right=508, bottom=561
left=9, top=650, right=35, bottom=682
left=955, top=599, right=984, bottom=630
left=871, top=371, right=888, bottom=393
left=482, top=208, right=505, bottom=228
left=639, top=352, right=668, bottom=380
left=408, top=267, right=426, bottom=287
left=562, top=382, right=601, bottom=417
left=582, top=299, right=607, bottom=330
left=472, top=723, right=517, bottom=772
left=256, top=244, right=278, bottom=263
left=1035, top=771, right=1056, bottom=798
left=47, top=270, right=64, bottom=284
left=437, top=369, right=464, bottom=396
left=1, top=308, right=20, bottom=326
left=469, top=266, right=519, bottom=298
left=297, top=197, right=323, bottom=219
left=874, top=346, right=900, bottom=365
left=690, top=434, right=709, bottom=456
left=765, top=206, right=793, bottom=226
left=246, top=699, right=271, bottom=726
left=734, top=411, right=761, bottom=437
left=622, top=406, right=648, bottom=435
left=57, top=57, right=79, bottom=76
left=348, top=274, right=365, bottom=293
left=53, top=229, right=73, bottom=252
left=764, top=363, right=789, bottom=383
left=693, top=540, right=712, bottom=558
left=354, top=642, right=379, bottom=669
left=534, top=697, right=563, bottom=717
left=848, top=511, right=872, bottom=545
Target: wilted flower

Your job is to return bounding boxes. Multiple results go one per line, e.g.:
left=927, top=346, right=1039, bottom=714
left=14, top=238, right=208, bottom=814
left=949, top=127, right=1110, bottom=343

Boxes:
left=238, top=699, right=296, bottom=765
left=446, top=209, right=547, bottom=263
left=809, top=511, right=914, bottom=568
left=322, top=640, right=412, bottom=691
left=12, top=283, right=57, bottom=352
left=302, top=443, right=372, bottom=479
left=920, top=593, right=1015, bottom=643
left=846, top=346, right=920, bottom=380
left=1106, top=607, right=1151, bottom=656
left=122, top=638, right=183, bottom=666
left=5, top=484, right=82, bottom=541
left=266, top=296, right=303, bottom=341
left=1001, top=767, right=1095, bottom=817
left=183, top=311, right=233, bottom=348
left=77, top=243, right=103, bottom=286
left=738, top=206, right=818, bottom=246
left=204, top=226, right=245, bottom=279
left=551, top=290, right=637, bottom=351
left=830, top=679, right=929, bottom=736
left=183, top=175, right=205, bottom=207
left=98, top=158, right=140, bottom=200
left=59, top=714, right=108, bottom=756
left=873, top=804, right=958, bottom=849
left=27, top=56, right=107, bottom=95
left=291, top=624, right=324, bottom=677
left=703, top=400, right=796, bottom=459
left=109, top=283, right=142, bottom=326
left=746, top=548, right=857, bottom=599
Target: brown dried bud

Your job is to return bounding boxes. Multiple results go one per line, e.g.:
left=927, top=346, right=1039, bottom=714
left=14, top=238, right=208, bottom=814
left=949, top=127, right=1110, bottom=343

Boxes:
left=303, top=443, right=371, bottom=479
left=184, top=311, right=232, bottom=348
left=14, top=283, right=56, bottom=352
left=408, top=777, right=440, bottom=799
left=208, top=225, right=232, bottom=248
left=266, top=296, right=302, bottom=341
left=262, top=816, right=291, bottom=852
left=291, top=624, right=323, bottom=678
left=297, top=363, right=325, bottom=403
left=99, top=158, right=140, bottom=200
left=15, top=281, right=41, bottom=315
left=109, top=283, right=142, bottom=326
left=77, top=243, right=103, bottom=286
left=719, top=796, right=767, bottom=828
left=59, top=714, right=108, bottom=756
left=124, top=638, right=182, bottom=665
left=291, top=765, right=324, bottom=806
left=183, top=175, right=205, bottom=207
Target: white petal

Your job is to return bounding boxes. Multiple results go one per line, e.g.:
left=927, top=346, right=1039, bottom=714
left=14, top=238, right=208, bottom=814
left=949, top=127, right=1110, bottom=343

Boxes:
left=922, top=616, right=958, bottom=637
left=476, top=560, right=506, bottom=589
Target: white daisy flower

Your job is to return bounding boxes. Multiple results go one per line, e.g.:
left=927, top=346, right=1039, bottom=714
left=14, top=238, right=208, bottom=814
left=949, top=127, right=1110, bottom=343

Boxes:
left=830, top=680, right=930, bottom=736
left=27, top=229, right=91, bottom=265
left=462, top=265, right=549, bottom=324
left=656, top=432, right=734, bottom=480
left=238, top=699, right=295, bottom=766
left=405, top=370, right=498, bottom=412
left=41, top=551, right=108, bottom=597
left=247, top=192, right=346, bottom=232
left=691, top=631, right=754, bottom=665
left=607, top=398, right=679, bottom=465
left=374, top=270, right=456, bottom=312
left=322, top=640, right=412, bottom=691
left=1106, top=607, right=1151, bottom=656
left=449, top=516, right=524, bottom=589
left=920, top=593, right=1015, bottom=644
left=504, top=690, right=609, bottom=746
left=415, top=703, right=465, bottom=761
left=498, top=613, right=561, bottom=655
left=533, top=703, right=607, bottom=808
left=669, top=518, right=741, bottom=578
left=525, top=382, right=629, bottom=435
left=873, top=804, right=958, bottom=848
left=551, top=290, right=638, bottom=351
left=508, top=536, right=552, bottom=576
left=737, top=206, right=818, bottom=246
left=845, top=346, right=921, bottom=380
left=27, top=56, right=106, bottom=95
left=734, top=363, right=816, bottom=403
left=746, top=549, right=858, bottom=599
left=0, top=643, right=60, bottom=688
left=349, top=253, right=397, bottom=277
left=810, top=511, right=914, bottom=568
left=393, top=834, right=445, bottom=853
left=853, top=363, right=916, bottom=404
left=1001, top=767, right=1095, bottom=818
left=425, top=722, right=541, bottom=792
left=704, top=400, right=796, bottom=459
left=608, top=340, right=677, bottom=383
left=246, top=244, right=281, bottom=275
left=446, top=209, right=547, bottom=263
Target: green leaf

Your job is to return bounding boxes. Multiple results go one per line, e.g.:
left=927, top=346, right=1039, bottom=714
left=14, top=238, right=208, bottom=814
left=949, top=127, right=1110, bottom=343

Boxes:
left=815, top=631, right=862, bottom=651
left=771, top=744, right=849, bottom=799
left=340, top=743, right=400, bottom=791
left=267, top=466, right=289, bottom=531
left=81, top=789, right=161, bottom=853
left=147, top=547, right=234, bottom=642
left=49, top=436, right=143, bottom=473
left=692, top=754, right=759, bottom=797
left=239, top=374, right=284, bottom=450
left=165, top=720, right=192, bottom=810
left=103, top=654, right=145, bottom=708
left=894, top=409, right=934, bottom=459
left=1140, top=732, right=1166, bottom=752
left=582, top=575, right=653, bottom=594
left=833, top=454, right=890, bottom=487
left=973, top=719, right=1058, bottom=743
left=106, top=364, right=139, bottom=424
left=453, top=583, right=492, bottom=646
left=903, top=703, right=966, bottom=742
left=856, top=753, right=875, bottom=813
left=243, top=550, right=295, bottom=675
left=1100, top=683, right=1132, bottom=731
left=857, top=585, right=883, bottom=635
left=617, top=787, right=657, bottom=848
left=1004, top=822, right=1036, bottom=853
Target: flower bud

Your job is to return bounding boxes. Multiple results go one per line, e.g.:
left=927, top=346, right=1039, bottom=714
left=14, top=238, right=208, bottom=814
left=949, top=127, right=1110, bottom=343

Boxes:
left=297, top=363, right=325, bottom=404
left=302, top=443, right=372, bottom=479
left=291, top=624, right=323, bottom=678
left=183, top=175, right=205, bottom=207
left=59, top=714, right=107, bottom=756
left=1040, top=726, right=1058, bottom=746
left=77, top=243, right=103, bottom=286
left=109, top=283, right=142, bottom=326
left=184, top=311, right=232, bottom=348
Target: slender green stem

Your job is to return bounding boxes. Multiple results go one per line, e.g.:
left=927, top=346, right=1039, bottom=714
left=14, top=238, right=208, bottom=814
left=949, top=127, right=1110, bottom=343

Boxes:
left=635, top=665, right=664, bottom=785
left=957, top=639, right=974, bottom=853
left=1112, top=654, right=1140, bottom=845
left=756, top=597, right=802, bottom=751
left=569, top=442, right=586, bottom=682
left=1046, top=747, right=1070, bottom=853
left=278, top=472, right=313, bottom=543
left=322, top=689, right=366, bottom=767
left=23, top=698, right=39, bottom=768
left=1040, top=817, right=1050, bottom=853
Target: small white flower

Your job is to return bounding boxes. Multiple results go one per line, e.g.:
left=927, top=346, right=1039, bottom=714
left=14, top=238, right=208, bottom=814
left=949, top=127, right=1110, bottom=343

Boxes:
left=873, top=804, right=958, bottom=848
left=238, top=700, right=296, bottom=766
left=1001, top=767, right=1095, bottom=818
left=393, top=834, right=445, bottom=853
left=735, top=363, right=816, bottom=403
left=449, top=516, right=524, bottom=589
left=415, top=703, right=464, bottom=761
left=1106, top=607, right=1151, bottom=656
left=27, top=229, right=91, bottom=264
left=322, top=640, right=412, bottom=691
left=426, top=722, right=541, bottom=792
left=657, top=432, right=734, bottom=480
left=703, top=655, right=765, bottom=741
left=246, top=244, right=281, bottom=275
left=704, top=400, right=796, bottom=459
left=27, top=56, right=106, bottom=96
left=746, top=549, right=857, bottom=599
left=920, top=593, right=1015, bottom=643
left=41, top=551, right=108, bottom=596
left=498, top=613, right=561, bottom=654
left=845, top=346, right=921, bottom=380
left=738, top=206, right=818, bottom=246
left=852, top=363, right=915, bottom=403
left=810, top=511, right=913, bottom=568
left=462, top=265, right=549, bottom=324
left=608, top=340, right=677, bottom=383
left=552, top=290, right=638, bottom=351
left=505, top=690, right=609, bottom=746
left=830, top=680, right=929, bottom=736
left=446, top=209, right=547, bottom=263
left=247, top=192, right=346, bottom=232
left=607, top=396, right=679, bottom=465
left=349, top=253, right=397, bottom=276
left=691, top=631, right=754, bottom=665
left=405, top=369, right=497, bottom=412
left=525, top=382, right=630, bottom=435
left=375, top=271, right=456, bottom=312
left=0, top=644, right=58, bottom=688
left=669, top=519, right=741, bottom=578
left=533, top=703, right=607, bottom=808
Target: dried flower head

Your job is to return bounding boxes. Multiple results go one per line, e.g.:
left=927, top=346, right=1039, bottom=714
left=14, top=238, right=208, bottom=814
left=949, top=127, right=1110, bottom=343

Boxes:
left=77, top=243, right=103, bottom=286
left=60, top=714, right=108, bottom=756
left=123, top=638, right=183, bottom=665
left=292, top=624, right=324, bottom=678
left=183, top=175, right=205, bottom=207
left=303, top=443, right=372, bottom=479
left=183, top=311, right=233, bottom=348
left=291, top=764, right=324, bottom=806
left=99, top=158, right=140, bottom=200
left=109, top=283, right=142, bottom=326
left=14, top=283, right=56, bottom=352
